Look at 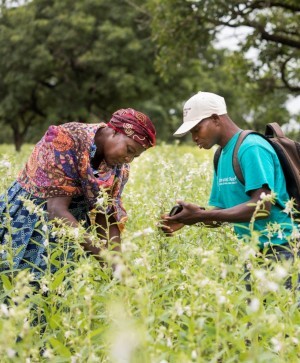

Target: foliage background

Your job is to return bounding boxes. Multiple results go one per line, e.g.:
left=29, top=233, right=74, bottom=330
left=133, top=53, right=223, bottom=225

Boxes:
left=0, top=0, right=299, bottom=150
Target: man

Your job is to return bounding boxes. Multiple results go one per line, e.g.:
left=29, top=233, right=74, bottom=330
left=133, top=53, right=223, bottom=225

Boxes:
left=161, top=92, right=298, bottom=271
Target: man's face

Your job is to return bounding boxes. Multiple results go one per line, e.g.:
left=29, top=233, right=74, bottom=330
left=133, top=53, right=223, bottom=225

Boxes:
left=103, top=132, right=145, bottom=166
left=190, top=117, right=219, bottom=149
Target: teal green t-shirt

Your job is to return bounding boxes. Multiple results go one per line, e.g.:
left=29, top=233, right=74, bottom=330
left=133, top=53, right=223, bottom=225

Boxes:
left=209, top=132, right=294, bottom=247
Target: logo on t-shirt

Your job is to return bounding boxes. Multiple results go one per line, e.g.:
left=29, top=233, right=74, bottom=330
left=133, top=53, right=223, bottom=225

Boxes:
left=218, top=176, right=237, bottom=186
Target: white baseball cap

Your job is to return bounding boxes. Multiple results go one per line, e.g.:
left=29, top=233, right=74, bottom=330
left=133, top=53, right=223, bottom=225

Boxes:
left=173, top=91, right=227, bottom=137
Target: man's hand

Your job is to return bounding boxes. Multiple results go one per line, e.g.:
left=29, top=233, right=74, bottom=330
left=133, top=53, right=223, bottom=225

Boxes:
left=164, top=200, right=206, bottom=225
left=159, top=213, right=185, bottom=236
left=158, top=200, right=206, bottom=235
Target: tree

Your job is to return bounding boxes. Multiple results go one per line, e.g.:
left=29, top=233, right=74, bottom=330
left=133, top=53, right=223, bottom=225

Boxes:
left=147, top=0, right=300, bottom=93
left=0, top=0, right=201, bottom=149
left=143, top=0, right=299, bottom=136
left=1, top=0, right=297, bottom=150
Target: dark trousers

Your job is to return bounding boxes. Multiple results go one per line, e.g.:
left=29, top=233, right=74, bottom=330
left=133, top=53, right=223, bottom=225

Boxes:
left=245, top=242, right=300, bottom=292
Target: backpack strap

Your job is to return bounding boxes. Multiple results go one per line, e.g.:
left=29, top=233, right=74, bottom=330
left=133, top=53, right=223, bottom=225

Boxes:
left=213, top=130, right=260, bottom=184
left=213, top=146, right=222, bottom=175
left=265, top=122, right=284, bottom=138
left=232, top=130, right=254, bottom=184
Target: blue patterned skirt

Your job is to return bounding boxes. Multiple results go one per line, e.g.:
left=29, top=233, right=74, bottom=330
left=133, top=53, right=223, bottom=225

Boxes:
left=0, top=181, right=90, bottom=276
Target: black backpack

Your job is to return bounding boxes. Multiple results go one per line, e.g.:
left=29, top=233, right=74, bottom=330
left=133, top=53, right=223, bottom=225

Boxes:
left=213, top=122, right=300, bottom=212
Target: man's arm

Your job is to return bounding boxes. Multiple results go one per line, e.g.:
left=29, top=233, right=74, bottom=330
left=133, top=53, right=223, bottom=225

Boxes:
left=164, top=186, right=272, bottom=226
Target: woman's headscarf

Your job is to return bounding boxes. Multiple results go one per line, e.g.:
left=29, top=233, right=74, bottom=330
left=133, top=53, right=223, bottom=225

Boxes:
left=107, top=108, right=156, bottom=149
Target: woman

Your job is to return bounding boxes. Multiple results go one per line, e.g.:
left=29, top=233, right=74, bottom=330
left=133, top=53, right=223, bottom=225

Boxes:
left=0, top=108, right=156, bottom=276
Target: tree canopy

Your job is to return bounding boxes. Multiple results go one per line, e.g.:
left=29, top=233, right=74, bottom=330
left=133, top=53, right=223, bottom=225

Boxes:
left=0, top=0, right=199, bottom=149
left=147, top=0, right=300, bottom=93
left=0, top=0, right=298, bottom=150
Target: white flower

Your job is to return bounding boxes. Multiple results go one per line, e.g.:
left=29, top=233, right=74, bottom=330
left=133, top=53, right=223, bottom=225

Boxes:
left=260, top=192, right=267, bottom=199
left=253, top=269, right=266, bottom=280
left=283, top=199, right=295, bottom=214
left=96, top=197, right=105, bottom=206
left=179, top=283, right=186, bottom=291
left=291, top=337, right=299, bottom=345
left=71, top=356, right=81, bottom=363
left=43, top=349, right=54, bottom=359
left=265, top=281, right=279, bottom=292
left=184, top=305, right=192, bottom=317
left=143, top=227, right=154, bottom=234
left=113, top=263, right=127, bottom=281
left=132, top=231, right=143, bottom=238
left=43, top=238, right=49, bottom=247
left=65, top=331, right=72, bottom=339
left=202, top=250, right=214, bottom=257
left=273, top=265, right=288, bottom=280
left=6, top=349, right=16, bottom=358
left=271, top=337, right=283, bottom=352
left=199, top=278, right=210, bottom=287
left=121, top=240, right=138, bottom=253
left=166, top=337, right=172, bottom=347
left=260, top=191, right=276, bottom=202
left=41, top=284, right=49, bottom=293
left=133, top=258, right=144, bottom=266
left=221, top=267, right=227, bottom=279
left=42, top=224, right=48, bottom=232
left=175, top=301, right=184, bottom=316
left=72, top=228, right=79, bottom=239
left=248, top=298, right=260, bottom=312
left=0, top=160, right=11, bottom=168
left=217, top=295, right=227, bottom=304
left=110, top=321, right=140, bottom=363
left=191, top=350, right=198, bottom=360
left=1, top=304, right=9, bottom=317
left=291, top=227, right=300, bottom=240
left=34, top=206, right=43, bottom=215
left=23, top=319, right=30, bottom=332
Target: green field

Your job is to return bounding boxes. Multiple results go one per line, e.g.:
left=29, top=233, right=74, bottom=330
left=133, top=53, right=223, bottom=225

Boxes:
left=0, top=144, right=300, bottom=363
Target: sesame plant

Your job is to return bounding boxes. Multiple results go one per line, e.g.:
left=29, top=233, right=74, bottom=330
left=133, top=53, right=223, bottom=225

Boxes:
left=0, top=143, right=300, bottom=363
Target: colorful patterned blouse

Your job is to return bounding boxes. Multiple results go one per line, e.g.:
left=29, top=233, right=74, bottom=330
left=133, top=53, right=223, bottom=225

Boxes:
left=17, top=122, right=130, bottom=229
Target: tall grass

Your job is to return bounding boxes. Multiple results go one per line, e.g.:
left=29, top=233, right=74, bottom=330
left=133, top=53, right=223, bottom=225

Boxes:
left=0, top=143, right=300, bottom=362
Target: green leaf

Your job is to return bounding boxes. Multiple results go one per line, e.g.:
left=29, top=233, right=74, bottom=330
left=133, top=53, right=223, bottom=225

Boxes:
left=49, top=337, right=71, bottom=357
left=1, top=274, right=12, bottom=291
left=87, top=326, right=106, bottom=340
left=152, top=283, right=177, bottom=298
left=51, top=272, right=65, bottom=290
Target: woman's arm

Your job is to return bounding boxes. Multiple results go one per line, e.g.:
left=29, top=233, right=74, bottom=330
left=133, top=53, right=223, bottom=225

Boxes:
left=47, top=196, right=104, bottom=260
left=47, top=196, right=78, bottom=226
left=94, top=212, right=121, bottom=253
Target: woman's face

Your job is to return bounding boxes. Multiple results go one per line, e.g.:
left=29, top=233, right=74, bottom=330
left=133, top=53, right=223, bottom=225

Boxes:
left=103, top=132, right=145, bottom=167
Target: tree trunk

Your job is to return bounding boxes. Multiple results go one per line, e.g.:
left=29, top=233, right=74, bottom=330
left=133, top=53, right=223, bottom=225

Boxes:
left=13, top=128, right=23, bottom=152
